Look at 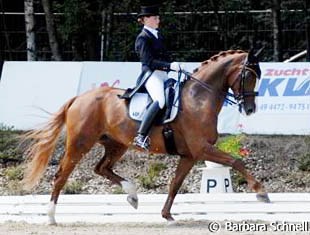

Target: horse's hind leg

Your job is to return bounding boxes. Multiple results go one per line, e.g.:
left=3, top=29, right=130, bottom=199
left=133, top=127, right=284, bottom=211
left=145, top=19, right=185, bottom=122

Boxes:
left=94, top=137, right=138, bottom=209
left=197, top=145, right=270, bottom=203
left=48, top=136, right=96, bottom=225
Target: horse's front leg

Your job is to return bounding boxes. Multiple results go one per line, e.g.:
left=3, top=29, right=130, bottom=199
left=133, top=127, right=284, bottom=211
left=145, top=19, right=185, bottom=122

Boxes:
left=162, top=156, right=195, bottom=222
left=197, top=144, right=270, bottom=203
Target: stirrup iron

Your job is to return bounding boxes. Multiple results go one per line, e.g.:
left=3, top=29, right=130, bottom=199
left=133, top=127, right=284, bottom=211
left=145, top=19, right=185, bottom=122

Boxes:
left=133, top=134, right=150, bottom=150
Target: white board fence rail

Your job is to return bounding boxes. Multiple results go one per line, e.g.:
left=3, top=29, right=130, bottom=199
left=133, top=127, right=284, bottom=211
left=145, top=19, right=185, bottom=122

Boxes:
left=0, top=193, right=309, bottom=224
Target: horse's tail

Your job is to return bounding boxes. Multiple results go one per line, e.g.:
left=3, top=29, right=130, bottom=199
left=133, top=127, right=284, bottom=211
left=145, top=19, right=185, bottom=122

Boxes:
left=22, top=97, right=77, bottom=191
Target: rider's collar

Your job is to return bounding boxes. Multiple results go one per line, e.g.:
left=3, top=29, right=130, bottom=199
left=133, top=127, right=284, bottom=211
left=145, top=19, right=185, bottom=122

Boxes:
left=143, top=26, right=158, bottom=39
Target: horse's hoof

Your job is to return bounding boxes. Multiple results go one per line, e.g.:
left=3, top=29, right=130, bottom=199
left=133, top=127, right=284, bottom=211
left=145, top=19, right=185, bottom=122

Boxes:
left=47, top=219, right=57, bottom=226
left=47, top=214, right=57, bottom=225
left=167, top=220, right=177, bottom=226
left=48, top=222, right=57, bottom=226
left=127, top=194, right=138, bottom=209
left=256, top=193, right=271, bottom=203
left=162, top=213, right=175, bottom=225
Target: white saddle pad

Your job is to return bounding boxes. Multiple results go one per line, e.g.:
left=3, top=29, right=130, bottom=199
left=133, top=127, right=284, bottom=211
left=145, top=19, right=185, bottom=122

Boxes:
left=129, top=93, right=152, bottom=121
left=129, top=83, right=180, bottom=123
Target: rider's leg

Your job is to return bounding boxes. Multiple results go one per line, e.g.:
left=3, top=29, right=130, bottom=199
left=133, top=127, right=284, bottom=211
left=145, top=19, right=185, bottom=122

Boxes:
left=133, top=101, right=160, bottom=149
left=133, top=70, right=166, bottom=150
left=164, top=79, right=176, bottom=120
left=145, top=70, right=167, bottom=109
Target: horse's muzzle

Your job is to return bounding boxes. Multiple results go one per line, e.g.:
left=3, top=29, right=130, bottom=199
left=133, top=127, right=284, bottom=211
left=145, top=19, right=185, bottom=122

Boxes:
left=244, top=103, right=256, bottom=115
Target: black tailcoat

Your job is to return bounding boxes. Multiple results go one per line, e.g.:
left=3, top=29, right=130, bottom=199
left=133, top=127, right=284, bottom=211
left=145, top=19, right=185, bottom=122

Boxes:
left=135, top=28, right=171, bottom=72
left=120, top=28, right=171, bottom=99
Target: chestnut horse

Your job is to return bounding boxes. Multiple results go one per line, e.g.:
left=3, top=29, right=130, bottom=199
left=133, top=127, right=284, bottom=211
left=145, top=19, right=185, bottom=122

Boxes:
left=22, top=49, right=270, bottom=224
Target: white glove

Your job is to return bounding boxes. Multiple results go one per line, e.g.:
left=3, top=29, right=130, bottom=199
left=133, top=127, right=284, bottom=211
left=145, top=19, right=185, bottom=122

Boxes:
left=170, top=62, right=184, bottom=72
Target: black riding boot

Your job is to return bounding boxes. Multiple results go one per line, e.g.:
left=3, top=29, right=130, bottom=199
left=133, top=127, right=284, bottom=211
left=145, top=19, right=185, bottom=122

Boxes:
left=133, top=101, right=160, bottom=150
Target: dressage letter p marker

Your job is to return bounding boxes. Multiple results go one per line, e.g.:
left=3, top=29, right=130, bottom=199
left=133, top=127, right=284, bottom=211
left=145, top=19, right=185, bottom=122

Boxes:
left=224, top=178, right=230, bottom=192
left=207, top=179, right=217, bottom=192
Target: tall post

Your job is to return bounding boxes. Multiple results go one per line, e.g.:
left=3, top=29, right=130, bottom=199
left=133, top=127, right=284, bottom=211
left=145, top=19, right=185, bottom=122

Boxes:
left=272, top=0, right=282, bottom=61
left=100, top=9, right=107, bottom=61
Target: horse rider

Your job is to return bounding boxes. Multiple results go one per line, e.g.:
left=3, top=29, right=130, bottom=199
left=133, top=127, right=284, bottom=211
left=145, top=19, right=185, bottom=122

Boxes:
left=133, top=1, right=183, bottom=150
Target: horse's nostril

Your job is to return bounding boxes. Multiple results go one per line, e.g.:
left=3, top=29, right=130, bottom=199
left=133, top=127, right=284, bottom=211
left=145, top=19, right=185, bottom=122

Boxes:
left=246, top=109, right=254, bottom=115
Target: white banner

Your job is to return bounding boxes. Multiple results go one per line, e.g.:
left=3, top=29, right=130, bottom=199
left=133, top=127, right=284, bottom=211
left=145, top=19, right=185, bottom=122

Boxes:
left=240, top=62, right=310, bottom=134
left=77, top=62, right=140, bottom=93
left=0, top=61, right=309, bottom=134
left=0, top=62, right=82, bottom=130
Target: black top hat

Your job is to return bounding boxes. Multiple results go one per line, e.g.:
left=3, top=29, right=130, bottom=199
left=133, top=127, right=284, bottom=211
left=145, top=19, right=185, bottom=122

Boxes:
left=138, top=0, right=161, bottom=18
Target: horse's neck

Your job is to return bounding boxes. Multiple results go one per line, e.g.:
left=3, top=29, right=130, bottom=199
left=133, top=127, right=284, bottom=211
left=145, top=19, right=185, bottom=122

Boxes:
left=182, top=53, right=245, bottom=115
left=182, top=71, right=225, bottom=116
left=192, top=61, right=229, bottom=92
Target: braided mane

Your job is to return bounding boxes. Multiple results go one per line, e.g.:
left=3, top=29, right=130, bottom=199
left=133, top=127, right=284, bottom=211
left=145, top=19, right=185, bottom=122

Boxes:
left=202, top=50, right=245, bottom=64
left=192, top=50, right=245, bottom=73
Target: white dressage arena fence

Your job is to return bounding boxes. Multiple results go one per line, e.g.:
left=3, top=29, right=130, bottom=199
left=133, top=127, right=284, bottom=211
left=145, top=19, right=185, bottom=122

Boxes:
left=0, top=193, right=309, bottom=224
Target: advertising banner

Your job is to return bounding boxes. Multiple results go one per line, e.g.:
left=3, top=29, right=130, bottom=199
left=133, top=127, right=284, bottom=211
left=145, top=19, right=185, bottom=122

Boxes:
left=240, top=62, right=310, bottom=134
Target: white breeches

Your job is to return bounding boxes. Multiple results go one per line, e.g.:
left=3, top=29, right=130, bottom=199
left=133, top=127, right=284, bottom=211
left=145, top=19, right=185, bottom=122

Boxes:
left=145, top=70, right=168, bottom=109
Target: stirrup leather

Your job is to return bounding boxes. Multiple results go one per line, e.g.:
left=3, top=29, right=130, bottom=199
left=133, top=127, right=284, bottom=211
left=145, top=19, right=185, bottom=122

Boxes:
left=133, top=134, right=150, bottom=150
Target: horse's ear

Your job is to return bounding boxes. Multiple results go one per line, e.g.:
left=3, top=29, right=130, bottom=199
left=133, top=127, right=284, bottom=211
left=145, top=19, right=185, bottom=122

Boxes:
left=254, top=46, right=265, bottom=58
left=248, top=48, right=254, bottom=55
left=247, top=48, right=257, bottom=63
left=248, top=47, right=264, bottom=63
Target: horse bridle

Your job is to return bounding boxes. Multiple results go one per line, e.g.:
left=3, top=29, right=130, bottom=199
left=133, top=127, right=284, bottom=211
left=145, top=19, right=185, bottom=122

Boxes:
left=231, top=60, right=260, bottom=104
left=179, top=58, right=260, bottom=107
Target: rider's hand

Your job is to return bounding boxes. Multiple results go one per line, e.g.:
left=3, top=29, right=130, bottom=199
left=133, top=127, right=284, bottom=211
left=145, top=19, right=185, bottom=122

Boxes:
left=170, top=62, right=184, bottom=72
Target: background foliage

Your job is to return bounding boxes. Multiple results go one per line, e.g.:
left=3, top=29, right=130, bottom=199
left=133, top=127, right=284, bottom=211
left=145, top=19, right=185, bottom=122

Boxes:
left=0, top=0, right=308, bottom=61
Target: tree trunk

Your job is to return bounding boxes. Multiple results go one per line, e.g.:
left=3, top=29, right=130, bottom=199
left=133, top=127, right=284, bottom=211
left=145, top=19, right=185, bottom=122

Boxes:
left=71, top=34, right=84, bottom=61
left=210, top=0, right=227, bottom=50
left=0, top=0, right=13, bottom=60
left=271, top=0, right=282, bottom=61
left=41, top=0, right=62, bottom=61
left=24, top=0, right=37, bottom=61
left=100, top=9, right=109, bottom=60
left=100, top=2, right=114, bottom=60
left=84, top=1, right=100, bottom=60
left=85, top=33, right=98, bottom=60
